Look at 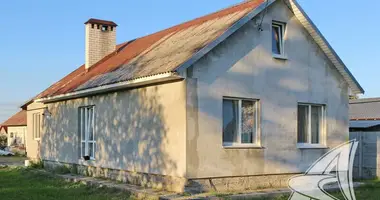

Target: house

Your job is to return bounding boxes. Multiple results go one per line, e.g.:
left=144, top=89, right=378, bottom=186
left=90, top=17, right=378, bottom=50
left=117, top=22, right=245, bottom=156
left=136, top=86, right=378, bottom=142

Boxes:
left=22, top=0, right=364, bottom=192
left=0, top=126, right=7, bottom=136
left=349, top=98, right=380, bottom=179
left=1, top=110, right=27, bottom=147
left=350, top=98, right=380, bottom=131
left=0, top=126, right=7, bottom=147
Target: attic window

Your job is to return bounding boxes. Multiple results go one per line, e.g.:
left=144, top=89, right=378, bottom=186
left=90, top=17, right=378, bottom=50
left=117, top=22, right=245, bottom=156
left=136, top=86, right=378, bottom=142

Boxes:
left=272, top=21, right=286, bottom=57
left=101, top=25, right=108, bottom=32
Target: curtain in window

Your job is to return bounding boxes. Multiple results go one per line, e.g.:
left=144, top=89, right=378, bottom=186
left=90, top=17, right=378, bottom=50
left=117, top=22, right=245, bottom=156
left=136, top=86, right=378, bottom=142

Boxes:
left=241, top=101, right=256, bottom=143
left=297, top=105, right=309, bottom=143
left=223, top=100, right=239, bottom=143
left=272, top=26, right=281, bottom=54
left=311, top=106, right=321, bottom=144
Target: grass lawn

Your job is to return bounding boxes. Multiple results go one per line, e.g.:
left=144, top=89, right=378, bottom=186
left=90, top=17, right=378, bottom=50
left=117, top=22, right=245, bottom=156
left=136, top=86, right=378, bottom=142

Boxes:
left=0, top=168, right=134, bottom=200
left=251, top=180, right=380, bottom=200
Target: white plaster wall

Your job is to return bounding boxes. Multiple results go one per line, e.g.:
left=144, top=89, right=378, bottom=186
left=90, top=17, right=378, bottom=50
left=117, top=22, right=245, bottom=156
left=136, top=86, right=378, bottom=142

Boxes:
left=186, top=1, right=349, bottom=178
left=26, top=102, right=46, bottom=159
left=40, top=81, right=187, bottom=177
left=7, top=126, right=27, bottom=147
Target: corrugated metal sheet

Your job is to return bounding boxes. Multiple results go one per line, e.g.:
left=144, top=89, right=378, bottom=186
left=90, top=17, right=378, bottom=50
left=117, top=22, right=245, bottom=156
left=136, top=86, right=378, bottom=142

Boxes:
left=28, top=0, right=363, bottom=103
left=75, top=10, right=249, bottom=91
left=349, top=120, right=380, bottom=128
left=35, top=0, right=264, bottom=98
left=350, top=98, right=380, bottom=120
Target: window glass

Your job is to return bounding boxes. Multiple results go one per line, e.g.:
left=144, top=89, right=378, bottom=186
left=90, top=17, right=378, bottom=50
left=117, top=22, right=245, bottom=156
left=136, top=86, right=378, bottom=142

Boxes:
left=272, top=26, right=281, bottom=55
left=297, top=105, right=309, bottom=143
left=297, top=104, right=325, bottom=145
left=79, top=106, right=96, bottom=159
left=241, top=101, right=256, bottom=144
left=223, top=99, right=239, bottom=143
left=33, top=113, right=41, bottom=140
left=88, top=108, right=94, bottom=141
left=311, top=106, right=321, bottom=144
left=223, top=98, right=260, bottom=146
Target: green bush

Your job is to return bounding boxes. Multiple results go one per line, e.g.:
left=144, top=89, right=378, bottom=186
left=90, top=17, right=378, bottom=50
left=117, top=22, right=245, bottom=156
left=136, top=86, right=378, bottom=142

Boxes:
left=29, top=160, right=44, bottom=169
left=0, top=135, right=7, bottom=148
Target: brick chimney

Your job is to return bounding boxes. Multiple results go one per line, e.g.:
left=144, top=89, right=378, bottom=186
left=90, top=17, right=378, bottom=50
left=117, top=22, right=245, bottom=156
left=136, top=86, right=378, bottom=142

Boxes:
left=84, top=18, right=117, bottom=69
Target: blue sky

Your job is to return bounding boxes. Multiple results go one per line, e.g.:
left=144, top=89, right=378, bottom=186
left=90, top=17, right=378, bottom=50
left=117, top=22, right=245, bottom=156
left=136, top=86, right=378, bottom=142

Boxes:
left=0, top=0, right=378, bottom=122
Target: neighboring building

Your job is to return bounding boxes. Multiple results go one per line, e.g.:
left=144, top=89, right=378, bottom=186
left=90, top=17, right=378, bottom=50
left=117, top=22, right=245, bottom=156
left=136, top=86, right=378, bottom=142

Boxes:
left=22, top=0, right=364, bottom=192
left=350, top=98, right=380, bottom=131
left=349, top=98, right=380, bottom=179
left=0, top=126, right=7, bottom=136
left=1, top=110, right=27, bottom=147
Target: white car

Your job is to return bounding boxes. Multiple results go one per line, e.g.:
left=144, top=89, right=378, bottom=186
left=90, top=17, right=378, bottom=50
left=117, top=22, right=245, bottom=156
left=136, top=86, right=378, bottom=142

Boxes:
left=0, top=149, right=14, bottom=156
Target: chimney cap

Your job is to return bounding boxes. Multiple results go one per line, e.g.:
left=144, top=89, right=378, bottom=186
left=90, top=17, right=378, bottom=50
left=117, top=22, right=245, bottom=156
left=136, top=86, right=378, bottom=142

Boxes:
left=85, top=18, right=117, bottom=27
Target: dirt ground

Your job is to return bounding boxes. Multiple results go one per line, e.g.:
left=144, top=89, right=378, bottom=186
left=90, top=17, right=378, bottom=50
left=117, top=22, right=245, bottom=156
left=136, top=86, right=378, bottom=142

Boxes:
left=0, top=156, right=27, bottom=166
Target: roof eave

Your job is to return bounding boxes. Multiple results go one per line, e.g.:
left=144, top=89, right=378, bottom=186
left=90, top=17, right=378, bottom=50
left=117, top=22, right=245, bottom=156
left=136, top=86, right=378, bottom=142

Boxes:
left=35, top=72, right=184, bottom=103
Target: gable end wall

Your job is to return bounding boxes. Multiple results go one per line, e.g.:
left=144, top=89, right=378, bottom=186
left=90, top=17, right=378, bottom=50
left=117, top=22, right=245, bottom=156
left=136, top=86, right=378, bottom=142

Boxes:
left=185, top=0, right=349, bottom=178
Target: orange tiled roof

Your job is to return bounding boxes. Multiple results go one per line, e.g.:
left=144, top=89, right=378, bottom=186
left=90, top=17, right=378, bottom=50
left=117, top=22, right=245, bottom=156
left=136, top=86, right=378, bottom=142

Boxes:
left=1, top=110, right=27, bottom=127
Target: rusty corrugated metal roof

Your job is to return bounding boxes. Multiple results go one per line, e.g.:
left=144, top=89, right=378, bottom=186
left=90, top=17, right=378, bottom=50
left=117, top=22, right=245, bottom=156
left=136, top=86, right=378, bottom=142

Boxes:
left=1, top=110, right=27, bottom=127
left=34, top=0, right=265, bottom=99
left=30, top=0, right=363, bottom=103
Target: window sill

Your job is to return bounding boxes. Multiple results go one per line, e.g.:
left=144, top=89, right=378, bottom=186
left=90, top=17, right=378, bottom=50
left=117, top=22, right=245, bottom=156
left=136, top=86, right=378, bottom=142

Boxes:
left=272, top=54, right=288, bottom=60
left=223, top=143, right=264, bottom=149
left=297, top=143, right=328, bottom=149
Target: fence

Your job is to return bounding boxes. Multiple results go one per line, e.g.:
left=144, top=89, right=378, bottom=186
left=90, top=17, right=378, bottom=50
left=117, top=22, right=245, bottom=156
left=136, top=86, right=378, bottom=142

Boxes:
left=349, top=131, right=380, bottom=179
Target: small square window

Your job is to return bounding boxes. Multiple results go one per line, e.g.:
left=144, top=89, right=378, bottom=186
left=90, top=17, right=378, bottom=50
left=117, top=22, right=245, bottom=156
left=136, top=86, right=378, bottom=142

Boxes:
left=272, top=22, right=285, bottom=56
left=223, top=98, right=260, bottom=147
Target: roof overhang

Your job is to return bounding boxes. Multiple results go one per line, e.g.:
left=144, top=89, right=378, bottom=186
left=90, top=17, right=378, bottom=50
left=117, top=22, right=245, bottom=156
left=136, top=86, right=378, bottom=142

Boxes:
left=175, top=0, right=364, bottom=94
left=36, top=72, right=184, bottom=103
left=350, top=120, right=380, bottom=129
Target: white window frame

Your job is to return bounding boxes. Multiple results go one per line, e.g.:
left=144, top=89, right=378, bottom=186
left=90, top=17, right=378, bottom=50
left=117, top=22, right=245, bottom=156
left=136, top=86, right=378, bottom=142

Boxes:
left=272, top=21, right=286, bottom=58
left=223, top=97, right=261, bottom=148
left=297, top=103, right=327, bottom=149
left=33, top=113, right=41, bottom=140
left=79, top=106, right=96, bottom=160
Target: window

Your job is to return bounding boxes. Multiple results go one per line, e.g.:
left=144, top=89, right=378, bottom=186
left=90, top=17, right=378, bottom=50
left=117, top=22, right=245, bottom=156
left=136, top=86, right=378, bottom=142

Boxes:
left=79, top=106, right=96, bottom=160
left=101, top=25, right=108, bottom=32
left=223, top=98, right=260, bottom=147
left=297, top=104, right=325, bottom=147
left=32, top=113, right=41, bottom=140
left=272, top=21, right=285, bottom=56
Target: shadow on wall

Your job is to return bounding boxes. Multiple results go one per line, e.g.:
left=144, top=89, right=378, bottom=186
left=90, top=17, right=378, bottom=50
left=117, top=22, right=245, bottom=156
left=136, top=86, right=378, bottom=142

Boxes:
left=186, top=3, right=349, bottom=178
left=40, top=83, right=180, bottom=177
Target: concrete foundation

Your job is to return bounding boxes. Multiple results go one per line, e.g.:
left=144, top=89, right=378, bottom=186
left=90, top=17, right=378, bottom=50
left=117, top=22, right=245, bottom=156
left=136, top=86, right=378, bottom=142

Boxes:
left=186, top=174, right=297, bottom=193
left=43, top=160, right=187, bottom=192
left=44, top=160, right=298, bottom=193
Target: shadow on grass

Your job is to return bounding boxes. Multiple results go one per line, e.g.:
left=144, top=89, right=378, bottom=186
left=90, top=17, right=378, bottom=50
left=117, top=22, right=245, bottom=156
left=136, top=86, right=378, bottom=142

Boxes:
left=0, top=168, right=134, bottom=200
